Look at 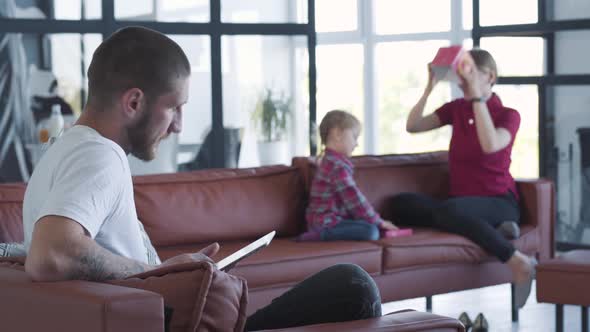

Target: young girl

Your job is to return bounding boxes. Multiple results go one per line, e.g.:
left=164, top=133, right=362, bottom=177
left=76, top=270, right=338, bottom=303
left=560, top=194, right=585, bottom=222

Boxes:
left=299, top=110, right=398, bottom=241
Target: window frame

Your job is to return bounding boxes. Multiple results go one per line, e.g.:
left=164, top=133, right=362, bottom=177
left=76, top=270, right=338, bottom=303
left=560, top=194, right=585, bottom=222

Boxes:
left=316, top=0, right=471, bottom=154
left=0, top=0, right=318, bottom=166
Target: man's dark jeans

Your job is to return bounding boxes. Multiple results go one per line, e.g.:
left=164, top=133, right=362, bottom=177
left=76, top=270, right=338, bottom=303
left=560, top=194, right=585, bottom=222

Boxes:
left=245, top=263, right=382, bottom=331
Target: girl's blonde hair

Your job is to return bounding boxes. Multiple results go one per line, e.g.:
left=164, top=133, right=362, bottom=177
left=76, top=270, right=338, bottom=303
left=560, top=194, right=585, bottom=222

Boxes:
left=319, top=110, right=360, bottom=148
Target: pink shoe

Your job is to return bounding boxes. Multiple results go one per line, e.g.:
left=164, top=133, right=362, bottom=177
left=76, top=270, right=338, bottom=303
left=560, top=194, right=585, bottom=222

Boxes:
left=381, top=228, right=413, bottom=238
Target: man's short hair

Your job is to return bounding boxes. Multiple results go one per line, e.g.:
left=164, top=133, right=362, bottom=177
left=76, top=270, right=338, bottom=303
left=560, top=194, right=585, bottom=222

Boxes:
left=87, top=26, right=191, bottom=108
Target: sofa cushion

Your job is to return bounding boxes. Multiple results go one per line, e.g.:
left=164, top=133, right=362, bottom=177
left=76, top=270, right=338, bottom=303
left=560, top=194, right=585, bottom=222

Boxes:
left=133, top=166, right=306, bottom=246
left=379, top=225, right=539, bottom=273
left=109, top=261, right=248, bottom=332
left=0, top=183, right=26, bottom=243
left=0, top=256, right=26, bottom=272
left=157, top=238, right=383, bottom=289
left=258, top=309, right=465, bottom=332
left=536, top=250, right=590, bottom=306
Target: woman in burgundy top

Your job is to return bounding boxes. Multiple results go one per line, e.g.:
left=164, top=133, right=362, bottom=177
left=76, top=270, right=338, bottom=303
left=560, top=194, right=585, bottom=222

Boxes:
left=391, top=49, right=536, bottom=308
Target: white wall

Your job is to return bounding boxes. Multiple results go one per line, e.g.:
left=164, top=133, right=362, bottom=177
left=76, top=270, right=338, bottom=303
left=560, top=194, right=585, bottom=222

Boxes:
left=554, top=1, right=590, bottom=241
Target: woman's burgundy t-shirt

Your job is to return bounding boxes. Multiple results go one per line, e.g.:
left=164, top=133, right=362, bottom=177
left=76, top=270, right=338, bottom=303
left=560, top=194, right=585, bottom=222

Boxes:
left=435, top=93, right=520, bottom=199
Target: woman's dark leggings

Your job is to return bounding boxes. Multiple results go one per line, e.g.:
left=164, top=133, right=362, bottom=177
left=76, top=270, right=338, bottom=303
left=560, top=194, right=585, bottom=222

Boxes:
left=391, top=192, right=520, bottom=262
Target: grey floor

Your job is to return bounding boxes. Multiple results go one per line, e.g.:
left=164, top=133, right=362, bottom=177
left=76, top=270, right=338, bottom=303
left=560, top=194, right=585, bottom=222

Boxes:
left=383, top=281, right=584, bottom=331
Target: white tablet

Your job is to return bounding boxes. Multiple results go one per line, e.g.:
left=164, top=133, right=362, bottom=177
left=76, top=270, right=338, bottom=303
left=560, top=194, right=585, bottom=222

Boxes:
left=216, top=231, right=276, bottom=272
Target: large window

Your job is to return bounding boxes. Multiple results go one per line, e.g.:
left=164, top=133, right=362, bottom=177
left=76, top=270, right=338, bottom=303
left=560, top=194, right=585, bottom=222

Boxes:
left=315, top=0, right=356, bottom=32
left=376, top=40, right=451, bottom=155
left=316, top=44, right=365, bottom=153
left=315, top=0, right=540, bottom=181
left=478, top=0, right=537, bottom=26
left=479, top=37, right=544, bottom=77
left=161, top=35, right=212, bottom=172
left=0, top=0, right=315, bottom=182
left=555, top=30, right=590, bottom=75
left=374, top=0, right=451, bottom=35
left=315, top=0, right=470, bottom=156
left=222, top=35, right=309, bottom=167
left=493, top=85, right=539, bottom=178
left=0, top=1, right=559, bottom=187
left=2, top=32, right=102, bottom=179
left=115, top=0, right=209, bottom=22
left=221, top=0, right=307, bottom=24
left=554, top=86, right=590, bottom=246
left=472, top=0, right=590, bottom=249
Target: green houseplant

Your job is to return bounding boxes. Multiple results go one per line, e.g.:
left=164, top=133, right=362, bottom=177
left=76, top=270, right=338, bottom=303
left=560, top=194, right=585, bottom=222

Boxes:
left=252, top=88, right=293, bottom=165
left=252, top=88, right=292, bottom=142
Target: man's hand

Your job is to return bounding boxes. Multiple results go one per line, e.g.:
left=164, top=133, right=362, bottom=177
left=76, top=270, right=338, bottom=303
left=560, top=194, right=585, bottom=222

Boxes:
left=198, top=242, right=220, bottom=257
left=160, top=243, right=220, bottom=267
left=378, top=220, right=399, bottom=231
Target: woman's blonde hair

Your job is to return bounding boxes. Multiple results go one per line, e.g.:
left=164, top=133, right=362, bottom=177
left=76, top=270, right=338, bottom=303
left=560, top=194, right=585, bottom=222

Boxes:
left=318, top=110, right=360, bottom=148
left=469, top=48, right=498, bottom=84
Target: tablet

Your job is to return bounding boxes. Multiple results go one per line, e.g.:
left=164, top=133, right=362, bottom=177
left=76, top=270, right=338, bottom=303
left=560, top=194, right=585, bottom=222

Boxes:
left=216, top=231, right=276, bottom=272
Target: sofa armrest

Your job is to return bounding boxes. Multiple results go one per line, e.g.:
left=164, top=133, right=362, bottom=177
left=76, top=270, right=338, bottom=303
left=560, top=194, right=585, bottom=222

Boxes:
left=110, top=261, right=249, bottom=332
left=0, top=267, right=164, bottom=332
left=260, top=310, right=464, bottom=332
left=517, top=178, right=555, bottom=260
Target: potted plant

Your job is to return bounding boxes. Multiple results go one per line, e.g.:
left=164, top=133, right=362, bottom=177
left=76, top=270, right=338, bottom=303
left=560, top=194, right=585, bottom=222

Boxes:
left=252, top=88, right=293, bottom=165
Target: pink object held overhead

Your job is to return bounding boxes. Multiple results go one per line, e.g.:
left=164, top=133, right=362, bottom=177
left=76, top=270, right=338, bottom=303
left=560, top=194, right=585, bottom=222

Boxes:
left=431, top=45, right=474, bottom=82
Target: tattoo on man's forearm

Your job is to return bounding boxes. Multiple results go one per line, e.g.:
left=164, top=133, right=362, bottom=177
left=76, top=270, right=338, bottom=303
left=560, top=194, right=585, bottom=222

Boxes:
left=67, top=251, right=146, bottom=281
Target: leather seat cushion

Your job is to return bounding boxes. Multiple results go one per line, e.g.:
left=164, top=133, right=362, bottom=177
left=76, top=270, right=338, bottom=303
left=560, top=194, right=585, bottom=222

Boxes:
left=379, top=225, right=539, bottom=273
left=158, top=238, right=382, bottom=289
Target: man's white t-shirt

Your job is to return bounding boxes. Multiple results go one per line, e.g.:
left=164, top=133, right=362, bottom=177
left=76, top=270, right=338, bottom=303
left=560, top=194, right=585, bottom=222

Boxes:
left=23, top=125, right=159, bottom=265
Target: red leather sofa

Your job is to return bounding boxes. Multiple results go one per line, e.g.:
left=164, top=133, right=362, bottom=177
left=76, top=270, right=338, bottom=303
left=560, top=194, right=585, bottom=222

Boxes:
left=0, top=151, right=553, bottom=331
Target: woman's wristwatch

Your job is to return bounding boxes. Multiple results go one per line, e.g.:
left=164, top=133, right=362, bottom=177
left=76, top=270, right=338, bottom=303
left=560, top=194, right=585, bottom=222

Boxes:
left=469, top=97, right=485, bottom=103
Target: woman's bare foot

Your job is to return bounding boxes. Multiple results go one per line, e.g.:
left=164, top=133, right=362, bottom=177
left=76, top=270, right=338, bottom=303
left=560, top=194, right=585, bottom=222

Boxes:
left=508, top=251, right=538, bottom=308
left=507, top=250, right=534, bottom=283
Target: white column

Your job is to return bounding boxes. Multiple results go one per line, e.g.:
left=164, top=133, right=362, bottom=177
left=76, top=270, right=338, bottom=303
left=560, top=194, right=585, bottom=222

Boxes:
left=360, top=0, right=378, bottom=154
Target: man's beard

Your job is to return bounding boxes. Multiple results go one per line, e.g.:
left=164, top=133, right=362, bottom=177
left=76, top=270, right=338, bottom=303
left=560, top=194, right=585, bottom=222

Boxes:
left=128, top=106, right=159, bottom=161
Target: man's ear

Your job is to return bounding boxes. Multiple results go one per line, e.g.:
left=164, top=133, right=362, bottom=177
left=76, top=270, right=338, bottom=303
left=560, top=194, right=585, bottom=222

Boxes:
left=120, top=88, right=145, bottom=121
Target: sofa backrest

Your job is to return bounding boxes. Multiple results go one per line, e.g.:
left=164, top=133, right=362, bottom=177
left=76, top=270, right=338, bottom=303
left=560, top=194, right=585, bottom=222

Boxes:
left=0, top=183, right=25, bottom=243
left=133, top=165, right=306, bottom=247
left=0, top=153, right=448, bottom=246
left=292, top=151, right=450, bottom=221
